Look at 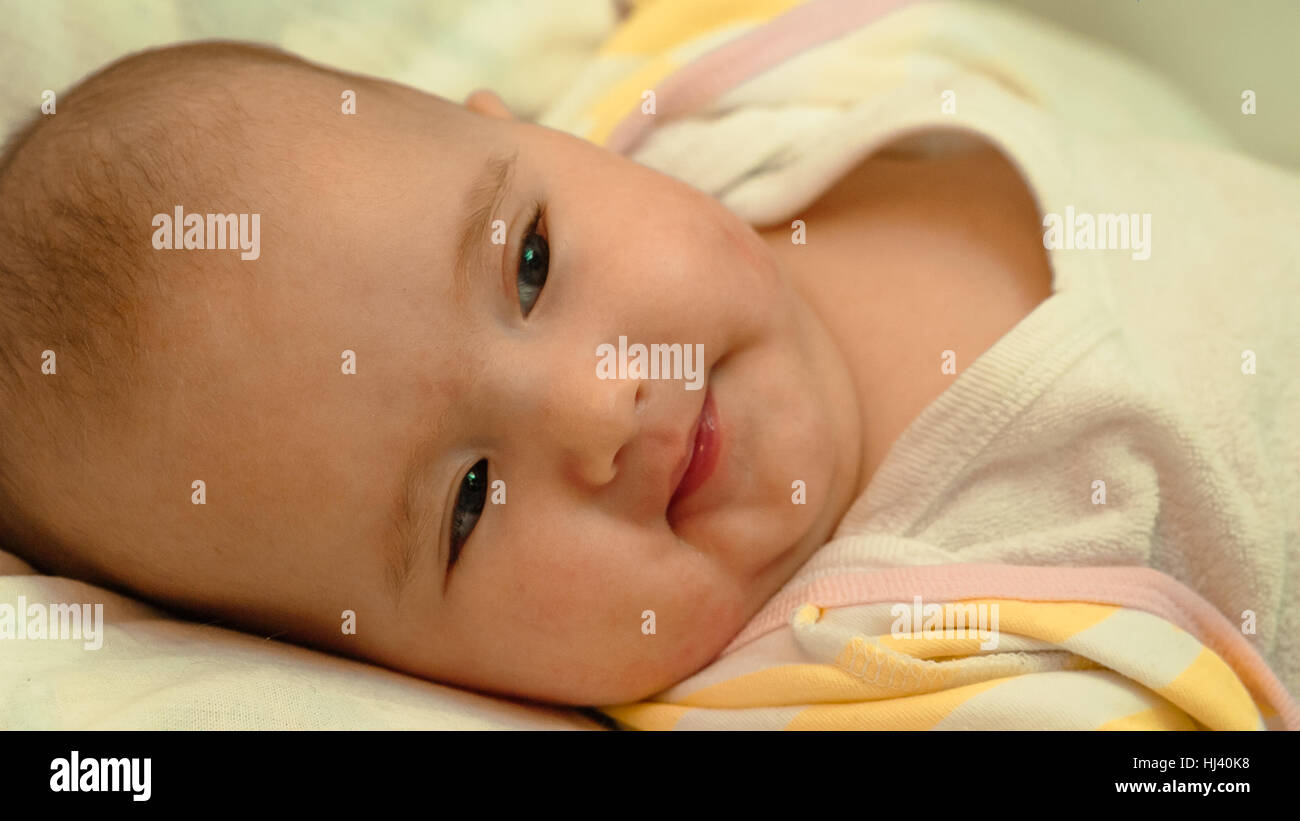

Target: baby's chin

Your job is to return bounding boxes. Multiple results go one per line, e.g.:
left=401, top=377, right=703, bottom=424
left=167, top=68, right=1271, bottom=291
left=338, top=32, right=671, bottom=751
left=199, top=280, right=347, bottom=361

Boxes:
left=675, top=362, right=840, bottom=556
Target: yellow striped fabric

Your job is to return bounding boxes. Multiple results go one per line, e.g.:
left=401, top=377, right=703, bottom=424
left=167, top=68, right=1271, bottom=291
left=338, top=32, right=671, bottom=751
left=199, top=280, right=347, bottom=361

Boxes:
left=600, top=599, right=1271, bottom=730
left=539, top=0, right=803, bottom=145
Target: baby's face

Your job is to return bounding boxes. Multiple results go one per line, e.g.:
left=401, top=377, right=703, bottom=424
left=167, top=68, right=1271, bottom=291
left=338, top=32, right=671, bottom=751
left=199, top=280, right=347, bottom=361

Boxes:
left=101, top=60, right=864, bottom=704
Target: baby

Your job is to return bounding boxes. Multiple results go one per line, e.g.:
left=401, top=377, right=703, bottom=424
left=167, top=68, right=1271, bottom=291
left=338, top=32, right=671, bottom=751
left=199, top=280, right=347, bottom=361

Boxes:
left=5, top=38, right=1284, bottom=710
left=0, top=42, right=894, bottom=705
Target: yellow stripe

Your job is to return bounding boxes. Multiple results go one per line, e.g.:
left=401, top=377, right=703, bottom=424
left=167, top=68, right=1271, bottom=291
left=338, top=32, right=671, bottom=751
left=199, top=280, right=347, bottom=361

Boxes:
left=1155, top=647, right=1262, bottom=730
left=877, top=634, right=990, bottom=658
left=676, top=657, right=955, bottom=708
left=1097, top=701, right=1199, bottom=730
left=584, top=57, right=682, bottom=146
left=976, top=599, right=1119, bottom=644
left=784, top=677, right=1011, bottom=730
left=601, top=0, right=802, bottom=56
left=599, top=701, right=691, bottom=731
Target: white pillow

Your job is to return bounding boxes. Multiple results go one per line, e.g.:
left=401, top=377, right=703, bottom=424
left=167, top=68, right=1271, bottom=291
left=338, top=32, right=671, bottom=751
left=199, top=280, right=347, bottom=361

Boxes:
left=0, top=0, right=619, bottom=139
left=0, top=549, right=602, bottom=729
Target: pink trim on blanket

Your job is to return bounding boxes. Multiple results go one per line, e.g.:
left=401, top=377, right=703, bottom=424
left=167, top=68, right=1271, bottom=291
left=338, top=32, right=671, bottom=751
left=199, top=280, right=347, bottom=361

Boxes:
left=605, top=0, right=917, bottom=155
left=724, top=564, right=1299, bottom=730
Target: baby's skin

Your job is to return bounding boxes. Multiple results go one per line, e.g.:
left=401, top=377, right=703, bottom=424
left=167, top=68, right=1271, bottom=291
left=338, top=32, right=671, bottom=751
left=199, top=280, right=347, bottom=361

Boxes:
left=18, top=44, right=1049, bottom=705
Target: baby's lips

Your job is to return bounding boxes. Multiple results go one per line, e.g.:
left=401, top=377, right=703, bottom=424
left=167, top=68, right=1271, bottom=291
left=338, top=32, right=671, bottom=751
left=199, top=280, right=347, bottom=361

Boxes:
left=667, top=388, right=721, bottom=526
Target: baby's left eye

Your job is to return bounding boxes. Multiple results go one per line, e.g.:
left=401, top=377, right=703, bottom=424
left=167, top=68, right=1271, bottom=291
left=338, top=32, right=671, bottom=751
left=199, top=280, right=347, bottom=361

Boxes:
left=449, top=458, right=488, bottom=567
left=517, top=205, right=548, bottom=317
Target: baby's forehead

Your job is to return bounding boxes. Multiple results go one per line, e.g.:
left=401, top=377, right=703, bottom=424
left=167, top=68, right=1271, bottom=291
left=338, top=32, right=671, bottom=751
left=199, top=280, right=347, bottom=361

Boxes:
left=125, top=47, right=472, bottom=147
left=243, top=56, right=470, bottom=130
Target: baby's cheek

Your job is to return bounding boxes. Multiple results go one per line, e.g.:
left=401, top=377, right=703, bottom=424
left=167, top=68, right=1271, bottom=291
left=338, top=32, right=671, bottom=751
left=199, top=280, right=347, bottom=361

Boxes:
left=490, top=520, right=751, bottom=700
left=608, top=566, right=751, bottom=700
left=489, top=528, right=630, bottom=635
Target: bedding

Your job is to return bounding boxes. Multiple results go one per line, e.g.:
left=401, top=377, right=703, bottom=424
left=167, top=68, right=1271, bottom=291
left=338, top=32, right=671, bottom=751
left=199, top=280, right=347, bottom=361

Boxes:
left=0, top=548, right=602, bottom=729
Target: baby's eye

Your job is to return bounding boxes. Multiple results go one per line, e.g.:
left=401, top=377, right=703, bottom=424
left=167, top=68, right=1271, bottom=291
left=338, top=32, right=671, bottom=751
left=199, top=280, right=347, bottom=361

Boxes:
left=449, top=458, right=489, bottom=567
left=517, top=204, right=548, bottom=317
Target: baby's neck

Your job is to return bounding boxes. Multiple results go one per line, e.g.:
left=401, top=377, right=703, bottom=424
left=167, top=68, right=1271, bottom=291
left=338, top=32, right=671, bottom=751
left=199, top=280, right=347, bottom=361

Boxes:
left=757, top=144, right=1053, bottom=495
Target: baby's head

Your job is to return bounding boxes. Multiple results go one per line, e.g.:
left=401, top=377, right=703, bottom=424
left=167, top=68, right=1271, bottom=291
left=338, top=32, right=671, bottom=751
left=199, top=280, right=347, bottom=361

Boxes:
left=0, top=43, right=863, bottom=704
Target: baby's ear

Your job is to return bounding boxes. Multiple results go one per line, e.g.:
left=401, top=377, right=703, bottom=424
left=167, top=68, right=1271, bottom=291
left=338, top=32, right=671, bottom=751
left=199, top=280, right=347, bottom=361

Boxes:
left=464, top=89, right=515, bottom=121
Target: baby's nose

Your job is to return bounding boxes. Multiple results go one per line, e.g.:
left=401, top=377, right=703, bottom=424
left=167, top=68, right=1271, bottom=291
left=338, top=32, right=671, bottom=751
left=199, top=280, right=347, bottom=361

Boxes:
left=538, top=366, right=642, bottom=489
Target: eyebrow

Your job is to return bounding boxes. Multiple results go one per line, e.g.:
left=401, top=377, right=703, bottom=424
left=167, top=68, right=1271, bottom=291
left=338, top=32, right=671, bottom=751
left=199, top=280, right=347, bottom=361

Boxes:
left=386, top=434, right=442, bottom=604
left=453, top=148, right=518, bottom=305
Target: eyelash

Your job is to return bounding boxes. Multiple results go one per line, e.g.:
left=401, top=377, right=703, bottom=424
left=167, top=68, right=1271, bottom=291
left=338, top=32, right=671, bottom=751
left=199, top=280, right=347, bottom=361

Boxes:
left=448, top=204, right=551, bottom=569
left=449, top=458, right=488, bottom=568
left=516, top=202, right=549, bottom=317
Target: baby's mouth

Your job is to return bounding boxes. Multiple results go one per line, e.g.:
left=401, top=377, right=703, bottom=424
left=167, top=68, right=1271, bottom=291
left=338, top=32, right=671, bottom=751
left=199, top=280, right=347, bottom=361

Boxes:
left=667, top=388, right=721, bottom=527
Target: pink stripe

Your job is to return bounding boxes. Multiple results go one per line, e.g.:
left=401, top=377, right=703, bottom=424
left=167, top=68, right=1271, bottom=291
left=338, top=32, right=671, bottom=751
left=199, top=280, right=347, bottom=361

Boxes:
left=605, top=0, right=917, bottom=154
left=724, top=564, right=1299, bottom=729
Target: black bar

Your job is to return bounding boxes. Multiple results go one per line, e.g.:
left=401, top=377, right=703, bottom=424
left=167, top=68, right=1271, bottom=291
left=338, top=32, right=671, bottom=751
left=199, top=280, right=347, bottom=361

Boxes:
left=2, top=730, right=1288, bottom=808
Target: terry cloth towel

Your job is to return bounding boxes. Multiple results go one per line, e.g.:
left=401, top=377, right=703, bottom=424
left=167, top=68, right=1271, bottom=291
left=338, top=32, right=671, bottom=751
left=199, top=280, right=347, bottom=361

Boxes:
left=538, top=0, right=1300, bottom=728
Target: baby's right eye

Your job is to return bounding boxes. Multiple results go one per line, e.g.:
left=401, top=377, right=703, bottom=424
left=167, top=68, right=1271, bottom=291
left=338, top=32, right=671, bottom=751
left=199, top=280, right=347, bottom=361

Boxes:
left=449, top=458, right=489, bottom=567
